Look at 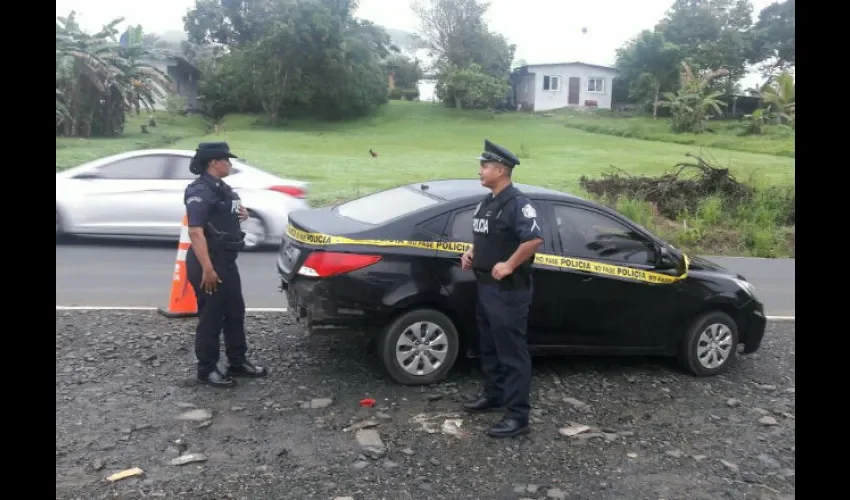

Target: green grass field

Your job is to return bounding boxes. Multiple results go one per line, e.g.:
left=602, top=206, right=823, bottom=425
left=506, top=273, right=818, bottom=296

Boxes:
left=55, top=114, right=210, bottom=171
left=552, top=108, right=795, bottom=159
left=56, top=101, right=794, bottom=204
left=55, top=100, right=795, bottom=257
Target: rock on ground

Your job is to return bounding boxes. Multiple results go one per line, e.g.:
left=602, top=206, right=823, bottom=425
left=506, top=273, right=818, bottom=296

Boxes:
left=56, top=311, right=796, bottom=500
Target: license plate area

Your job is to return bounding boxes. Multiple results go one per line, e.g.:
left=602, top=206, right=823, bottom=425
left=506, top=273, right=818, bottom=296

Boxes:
left=280, top=239, right=302, bottom=273
left=284, top=243, right=300, bottom=262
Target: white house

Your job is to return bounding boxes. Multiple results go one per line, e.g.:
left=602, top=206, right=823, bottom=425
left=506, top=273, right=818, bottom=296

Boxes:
left=139, top=54, right=202, bottom=111
left=416, top=79, right=438, bottom=102
left=511, top=62, right=620, bottom=112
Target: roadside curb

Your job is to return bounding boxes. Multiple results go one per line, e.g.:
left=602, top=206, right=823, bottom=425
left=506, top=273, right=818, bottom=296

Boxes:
left=55, top=306, right=796, bottom=322
left=56, top=306, right=289, bottom=312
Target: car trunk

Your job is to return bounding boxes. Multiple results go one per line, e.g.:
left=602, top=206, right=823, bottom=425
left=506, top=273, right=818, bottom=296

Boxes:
left=278, top=207, right=376, bottom=281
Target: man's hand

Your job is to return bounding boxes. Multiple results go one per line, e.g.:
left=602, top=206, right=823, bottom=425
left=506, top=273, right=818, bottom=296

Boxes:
left=238, top=204, right=248, bottom=222
left=461, top=249, right=474, bottom=270
left=201, top=266, right=222, bottom=294
left=491, top=261, right=515, bottom=280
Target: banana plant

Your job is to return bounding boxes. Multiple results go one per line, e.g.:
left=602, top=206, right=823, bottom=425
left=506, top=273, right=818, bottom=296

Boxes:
left=758, top=71, right=795, bottom=129
left=657, top=61, right=729, bottom=133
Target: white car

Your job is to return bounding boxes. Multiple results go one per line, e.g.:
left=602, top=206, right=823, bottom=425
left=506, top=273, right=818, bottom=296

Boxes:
left=56, top=149, right=309, bottom=250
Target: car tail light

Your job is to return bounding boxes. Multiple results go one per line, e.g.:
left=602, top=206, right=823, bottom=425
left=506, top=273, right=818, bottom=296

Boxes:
left=298, top=252, right=381, bottom=277
left=269, top=185, right=306, bottom=198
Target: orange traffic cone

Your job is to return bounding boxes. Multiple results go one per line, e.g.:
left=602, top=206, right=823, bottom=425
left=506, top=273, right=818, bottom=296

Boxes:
left=157, top=215, right=198, bottom=318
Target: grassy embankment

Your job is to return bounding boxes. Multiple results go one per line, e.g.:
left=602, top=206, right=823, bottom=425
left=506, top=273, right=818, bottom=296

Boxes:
left=56, top=100, right=795, bottom=257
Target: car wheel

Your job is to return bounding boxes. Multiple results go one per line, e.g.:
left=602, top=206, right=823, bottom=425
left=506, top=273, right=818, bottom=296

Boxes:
left=679, top=310, right=739, bottom=376
left=56, top=210, right=66, bottom=241
left=241, top=212, right=266, bottom=251
left=378, top=308, right=460, bottom=386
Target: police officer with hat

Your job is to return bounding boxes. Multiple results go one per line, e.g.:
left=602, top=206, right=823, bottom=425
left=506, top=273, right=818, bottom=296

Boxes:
left=460, top=139, right=544, bottom=438
left=184, top=142, right=267, bottom=388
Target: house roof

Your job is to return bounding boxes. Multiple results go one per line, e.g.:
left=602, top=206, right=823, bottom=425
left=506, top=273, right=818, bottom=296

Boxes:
left=515, top=61, right=619, bottom=73
left=138, top=51, right=202, bottom=75
left=164, top=53, right=202, bottom=75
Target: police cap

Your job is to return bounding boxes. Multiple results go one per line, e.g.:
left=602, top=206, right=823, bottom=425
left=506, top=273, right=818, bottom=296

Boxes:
left=477, top=139, right=520, bottom=168
left=189, top=141, right=239, bottom=174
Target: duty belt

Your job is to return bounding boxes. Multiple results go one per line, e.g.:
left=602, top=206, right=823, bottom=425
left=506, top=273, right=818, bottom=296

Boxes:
left=474, top=268, right=530, bottom=289
left=205, top=222, right=245, bottom=251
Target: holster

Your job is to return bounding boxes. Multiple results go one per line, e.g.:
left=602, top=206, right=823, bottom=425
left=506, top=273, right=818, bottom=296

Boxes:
left=205, top=223, right=245, bottom=256
left=474, top=265, right=531, bottom=290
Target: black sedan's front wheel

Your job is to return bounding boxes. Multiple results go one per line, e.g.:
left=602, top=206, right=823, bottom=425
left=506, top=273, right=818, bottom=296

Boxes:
left=679, top=310, right=740, bottom=376
left=378, top=308, right=460, bottom=385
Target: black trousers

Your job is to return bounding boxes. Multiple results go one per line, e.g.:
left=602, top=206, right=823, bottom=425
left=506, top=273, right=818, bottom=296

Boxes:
left=186, top=249, right=247, bottom=376
left=475, top=280, right=533, bottom=424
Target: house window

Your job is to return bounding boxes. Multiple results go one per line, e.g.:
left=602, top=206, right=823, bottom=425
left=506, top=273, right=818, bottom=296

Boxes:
left=543, top=75, right=561, bottom=91
left=587, top=77, right=605, bottom=93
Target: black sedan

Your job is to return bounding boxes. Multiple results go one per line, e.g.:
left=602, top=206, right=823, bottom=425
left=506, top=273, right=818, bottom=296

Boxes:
left=277, top=179, right=766, bottom=385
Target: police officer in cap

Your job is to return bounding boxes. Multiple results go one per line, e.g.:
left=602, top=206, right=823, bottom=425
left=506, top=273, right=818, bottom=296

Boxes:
left=184, top=142, right=267, bottom=388
left=460, top=139, right=544, bottom=438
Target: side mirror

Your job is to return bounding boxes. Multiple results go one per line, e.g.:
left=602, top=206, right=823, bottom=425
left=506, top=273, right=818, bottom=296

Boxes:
left=655, top=245, right=678, bottom=270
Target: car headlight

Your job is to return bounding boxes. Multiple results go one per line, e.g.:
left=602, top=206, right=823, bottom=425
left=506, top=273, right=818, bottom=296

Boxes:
left=731, top=277, right=757, bottom=298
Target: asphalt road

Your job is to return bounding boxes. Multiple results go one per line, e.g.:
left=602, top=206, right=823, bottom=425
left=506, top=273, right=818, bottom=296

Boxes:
left=55, top=239, right=795, bottom=316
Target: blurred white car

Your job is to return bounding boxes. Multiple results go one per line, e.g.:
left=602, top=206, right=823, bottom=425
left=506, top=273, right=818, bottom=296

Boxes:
left=56, top=149, right=309, bottom=250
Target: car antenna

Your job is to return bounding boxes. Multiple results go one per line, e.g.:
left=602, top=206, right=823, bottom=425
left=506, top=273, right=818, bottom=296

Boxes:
left=420, top=183, right=429, bottom=191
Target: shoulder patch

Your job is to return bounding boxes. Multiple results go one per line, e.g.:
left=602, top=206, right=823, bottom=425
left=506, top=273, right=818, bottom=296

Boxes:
left=186, top=196, right=203, bottom=204
left=521, top=203, right=537, bottom=219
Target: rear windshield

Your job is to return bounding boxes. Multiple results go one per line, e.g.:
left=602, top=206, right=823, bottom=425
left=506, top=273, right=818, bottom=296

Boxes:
left=336, top=186, right=439, bottom=224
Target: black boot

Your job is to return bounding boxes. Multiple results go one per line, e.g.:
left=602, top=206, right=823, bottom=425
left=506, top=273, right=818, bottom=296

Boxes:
left=198, top=369, right=236, bottom=388
left=486, top=417, right=530, bottom=438
left=227, top=359, right=268, bottom=378
left=462, top=397, right=503, bottom=413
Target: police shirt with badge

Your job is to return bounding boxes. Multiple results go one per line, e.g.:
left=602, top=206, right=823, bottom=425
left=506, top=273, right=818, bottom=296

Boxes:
left=184, top=172, right=246, bottom=255
left=471, top=183, right=543, bottom=278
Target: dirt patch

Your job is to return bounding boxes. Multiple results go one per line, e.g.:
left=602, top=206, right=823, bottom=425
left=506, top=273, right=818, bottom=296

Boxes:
left=691, top=227, right=744, bottom=255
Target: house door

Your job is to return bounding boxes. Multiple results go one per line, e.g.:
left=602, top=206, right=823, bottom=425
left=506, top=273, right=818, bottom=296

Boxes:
left=568, top=77, right=580, bottom=105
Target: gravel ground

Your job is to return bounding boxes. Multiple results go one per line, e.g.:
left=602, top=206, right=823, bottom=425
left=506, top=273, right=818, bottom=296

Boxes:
left=56, top=311, right=795, bottom=500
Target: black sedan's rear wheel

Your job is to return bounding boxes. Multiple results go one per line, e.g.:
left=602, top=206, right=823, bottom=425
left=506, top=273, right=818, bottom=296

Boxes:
left=679, top=310, right=739, bottom=376
left=378, top=308, right=460, bottom=385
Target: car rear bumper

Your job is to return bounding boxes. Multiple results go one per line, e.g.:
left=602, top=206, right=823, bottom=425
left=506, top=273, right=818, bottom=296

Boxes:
left=738, top=298, right=767, bottom=354
left=278, top=263, right=391, bottom=330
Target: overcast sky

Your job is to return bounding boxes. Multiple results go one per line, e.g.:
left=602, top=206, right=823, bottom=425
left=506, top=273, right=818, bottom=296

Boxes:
left=56, top=0, right=779, bottom=88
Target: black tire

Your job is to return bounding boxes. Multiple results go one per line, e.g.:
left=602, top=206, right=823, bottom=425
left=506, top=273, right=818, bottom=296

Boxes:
left=378, top=308, right=460, bottom=385
left=679, top=310, right=739, bottom=376
left=56, top=209, right=66, bottom=242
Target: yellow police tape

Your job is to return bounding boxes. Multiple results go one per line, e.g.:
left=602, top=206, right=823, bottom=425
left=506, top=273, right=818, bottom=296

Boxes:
left=286, top=224, right=689, bottom=285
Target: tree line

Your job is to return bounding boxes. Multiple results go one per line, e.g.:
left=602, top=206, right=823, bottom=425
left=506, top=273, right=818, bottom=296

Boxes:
left=413, top=0, right=794, bottom=134
left=56, top=0, right=794, bottom=138
left=186, top=0, right=427, bottom=122
left=56, top=0, right=427, bottom=137
left=614, top=0, right=795, bottom=132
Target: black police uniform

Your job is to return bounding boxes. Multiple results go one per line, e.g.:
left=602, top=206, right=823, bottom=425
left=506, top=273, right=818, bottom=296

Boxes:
left=464, top=140, right=544, bottom=437
left=183, top=142, right=266, bottom=387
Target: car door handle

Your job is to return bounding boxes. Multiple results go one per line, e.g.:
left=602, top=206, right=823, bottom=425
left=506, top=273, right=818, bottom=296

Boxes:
left=581, top=276, right=594, bottom=282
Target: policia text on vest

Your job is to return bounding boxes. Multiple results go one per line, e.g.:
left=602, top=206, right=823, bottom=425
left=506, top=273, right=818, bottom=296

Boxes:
left=285, top=225, right=690, bottom=285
